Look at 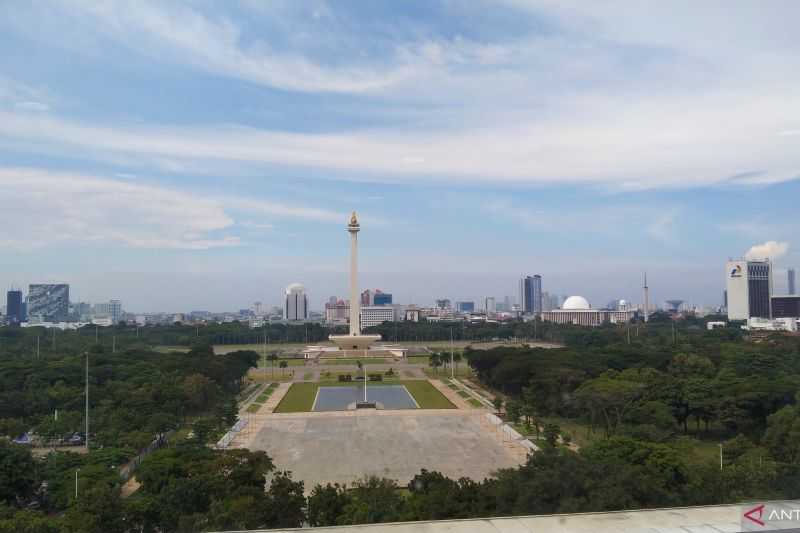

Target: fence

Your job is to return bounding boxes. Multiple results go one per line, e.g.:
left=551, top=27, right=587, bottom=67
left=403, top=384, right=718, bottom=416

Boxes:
left=119, top=431, right=173, bottom=482
left=215, top=417, right=249, bottom=449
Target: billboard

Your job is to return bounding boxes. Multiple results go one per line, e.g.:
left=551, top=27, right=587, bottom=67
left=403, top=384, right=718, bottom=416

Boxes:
left=725, top=261, right=748, bottom=320
left=28, top=284, right=70, bottom=322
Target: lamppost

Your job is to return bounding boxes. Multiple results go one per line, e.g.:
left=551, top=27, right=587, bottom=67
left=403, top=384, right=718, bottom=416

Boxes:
left=84, top=351, right=89, bottom=451
left=75, top=468, right=80, bottom=499
left=450, top=328, right=454, bottom=379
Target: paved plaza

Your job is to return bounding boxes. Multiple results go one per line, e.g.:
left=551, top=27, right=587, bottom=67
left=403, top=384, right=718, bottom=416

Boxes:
left=244, top=411, right=525, bottom=490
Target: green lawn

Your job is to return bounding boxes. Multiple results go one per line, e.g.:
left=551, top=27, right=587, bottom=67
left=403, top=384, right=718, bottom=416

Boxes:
left=319, top=358, right=394, bottom=365
left=274, top=380, right=454, bottom=412
left=457, top=390, right=471, bottom=398
left=274, top=382, right=319, bottom=413
left=403, top=380, right=455, bottom=409
left=254, top=392, right=271, bottom=403
left=257, top=358, right=306, bottom=367
left=467, top=398, right=483, bottom=408
left=245, top=403, right=262, bottom=413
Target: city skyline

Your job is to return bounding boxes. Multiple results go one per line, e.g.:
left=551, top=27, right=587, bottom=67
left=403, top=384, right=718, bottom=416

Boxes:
left=0, top=2, right=798, bottom=311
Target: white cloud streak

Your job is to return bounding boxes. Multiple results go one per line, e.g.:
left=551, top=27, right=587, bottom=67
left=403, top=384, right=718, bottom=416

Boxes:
left=0, top=168, right=344, bottom=250
left=56, top=0, right=415, bottom=93
left=745, top=241, right=789, bottom=261
left=0, top=2, right=798, bottom=190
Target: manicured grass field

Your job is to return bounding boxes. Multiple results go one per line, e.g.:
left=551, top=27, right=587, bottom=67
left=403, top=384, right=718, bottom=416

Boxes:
left=255, top=392, right=271, bottom=403
left=274, top=380, right=455, bottom=412
left=246, top=403, right=262, bottom=413
left=467, top=398, right=483, bottom=408
left=319, top=358, right=394, bottom=365
left=402, top=381, right=456, bottom=409
left=257, top=358, right=306, bottom=367
left=274, top=382, right=319, bottom=413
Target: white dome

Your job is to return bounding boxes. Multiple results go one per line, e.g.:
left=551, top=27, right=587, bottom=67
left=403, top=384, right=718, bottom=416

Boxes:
left=562, top=296, right=591, bottom=310
left=285, top=282, right=305, bottom=294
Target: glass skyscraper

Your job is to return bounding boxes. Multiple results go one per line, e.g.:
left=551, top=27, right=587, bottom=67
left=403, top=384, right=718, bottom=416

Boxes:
left=5, top=290, right=23, bottom=324
left=520, top=275, right=543, bottom=314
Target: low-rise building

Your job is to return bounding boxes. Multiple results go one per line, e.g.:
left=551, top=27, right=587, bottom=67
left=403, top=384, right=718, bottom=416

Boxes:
left=360, top=306, right=394, bottom=329
left=540, top=296, right=636, bottom=327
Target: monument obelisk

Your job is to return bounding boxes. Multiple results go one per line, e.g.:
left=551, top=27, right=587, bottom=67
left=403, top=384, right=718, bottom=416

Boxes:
left=348, top=212, right=361, bottom=336
left=330, top=212, right=381, bottom=353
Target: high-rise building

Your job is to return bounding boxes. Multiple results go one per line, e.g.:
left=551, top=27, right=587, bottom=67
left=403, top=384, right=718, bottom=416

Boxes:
left=325, top=299, right=350, bottom=323
left=456, top=301, right=475, bottom=313
left=373, top=290, right=392, bottom=306
left=5, top=289, right=23, bottom=324
left=484, top=296, right=496, bottom=315
left=435, top=299, right=451, bottom=310
left=726, top=260, right=772, bottom=320
left=284, top=283, right=308, bottom=321
left=519, top=275, right=542, bottom=315
left=360, top=289, right=374, bottom=306
left=789, top=268, right=796, bottom=295
left=28, top=284, right=69, bottom=322
left=92, top=300, right=122, bottom=323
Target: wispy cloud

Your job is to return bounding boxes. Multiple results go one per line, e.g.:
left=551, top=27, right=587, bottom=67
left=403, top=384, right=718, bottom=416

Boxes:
left=54, top=0, right=415, bottom=93
left=1, top=87, right=798, bottom=190
left=0, top=167, right=345, bottom=250
left=745, top=241, right=789, bottom=261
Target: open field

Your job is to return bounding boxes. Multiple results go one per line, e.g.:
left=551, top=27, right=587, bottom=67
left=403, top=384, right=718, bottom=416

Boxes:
left=245, top=411, right=522, bottom=489
left=402, top=381, right=456, bottom=409
left=210, top=339, right=556, bottom=356
left=255, top=358, right=306, bottom=367
left=274, top=380, right=454, bottom=413
left=274, top=382, right=318, bottom=413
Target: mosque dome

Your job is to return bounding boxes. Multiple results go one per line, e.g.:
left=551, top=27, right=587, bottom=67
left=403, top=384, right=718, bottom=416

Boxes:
left=562, top=296, right=591, bottom=310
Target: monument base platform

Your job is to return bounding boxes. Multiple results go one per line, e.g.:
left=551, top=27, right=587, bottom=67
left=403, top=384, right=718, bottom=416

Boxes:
left=328, top=334, right=382, bottom=351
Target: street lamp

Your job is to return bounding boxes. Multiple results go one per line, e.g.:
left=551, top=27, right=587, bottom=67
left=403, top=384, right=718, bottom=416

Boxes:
left=75, top=468, right=80, bottom=499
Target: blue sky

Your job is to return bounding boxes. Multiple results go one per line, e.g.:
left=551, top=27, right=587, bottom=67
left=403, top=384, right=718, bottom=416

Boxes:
left=0, top=0, right=798, bottom=312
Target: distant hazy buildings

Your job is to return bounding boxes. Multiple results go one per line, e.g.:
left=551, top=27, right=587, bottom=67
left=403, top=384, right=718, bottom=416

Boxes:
left=435, top=299, right=451, bottom=310
left=28, top=284, right=69, bottom=322
left=373, top=290, right=392, bottom=306
left=325, top=298, right=349, bottom=323
left=284, top=283, right=308, bottom=321
left=519, top=275, right=542, bottom=315
left=456, top=301, right=475, bottom=313
left=540, top=295, right=636, bottom=327
left=789, top=268, right=796, bottom=295
left=484, top=296, right=496, bottom=316
left=93, top=299, right=122, bottom=324
left=358, top=289, right=392, bottom=306
left=726, top=260, right=772, bottom=320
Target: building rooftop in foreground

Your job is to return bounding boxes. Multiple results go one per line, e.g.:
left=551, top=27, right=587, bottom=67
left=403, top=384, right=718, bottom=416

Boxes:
left=213, top=500, right=800, bottom=533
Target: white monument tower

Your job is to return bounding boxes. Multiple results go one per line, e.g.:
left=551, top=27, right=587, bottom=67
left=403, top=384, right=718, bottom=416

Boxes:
left=329, top=212, right=381, bottom=352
